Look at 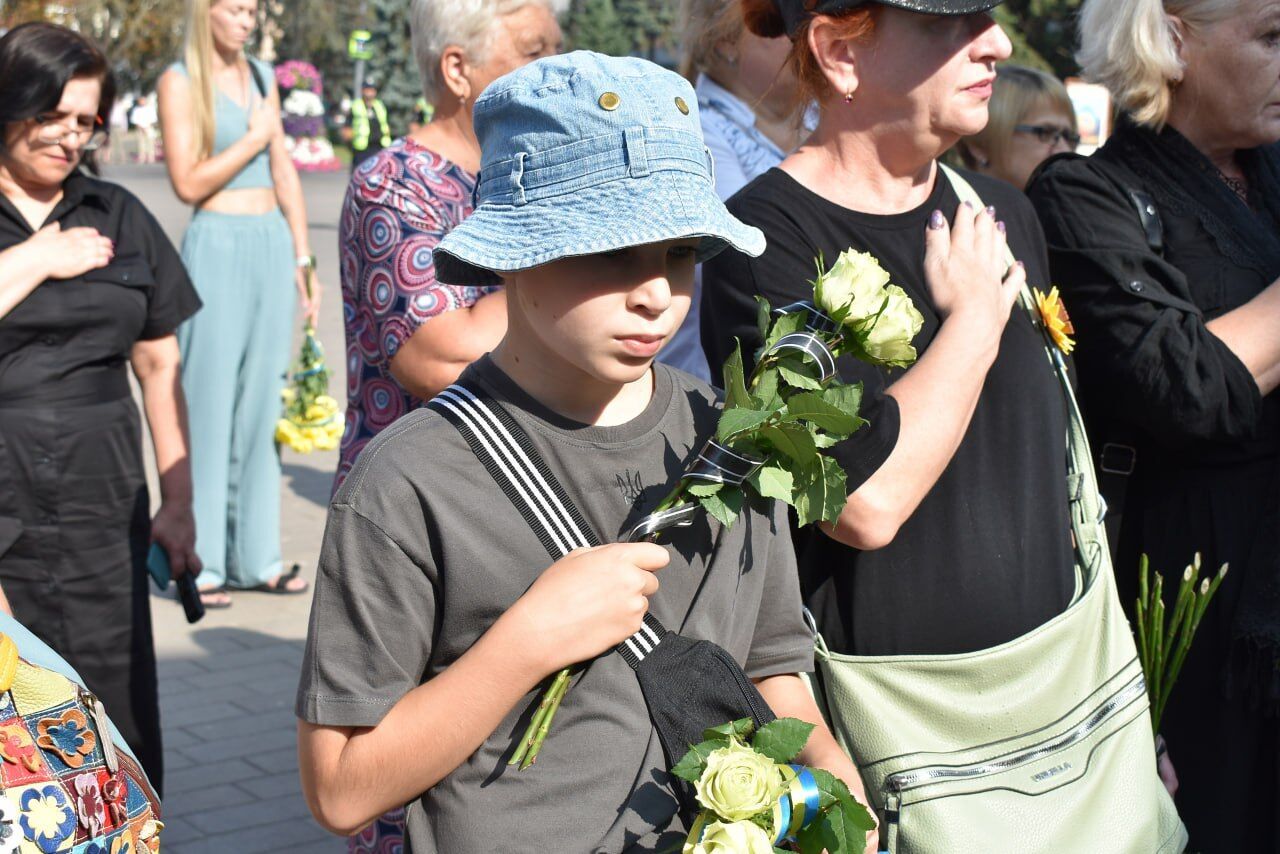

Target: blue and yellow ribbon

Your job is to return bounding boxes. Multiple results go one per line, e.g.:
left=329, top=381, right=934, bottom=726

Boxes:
left=772, top=764, right=822, bottom=845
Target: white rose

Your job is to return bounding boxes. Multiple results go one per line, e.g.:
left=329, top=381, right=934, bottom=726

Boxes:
left=863, top=284, right=923, bottom=367
left=694, top=742, right=787, bottom=822
left=683, top=819, right=775, bottom=854
left=817, top=249, right=892, bottom=319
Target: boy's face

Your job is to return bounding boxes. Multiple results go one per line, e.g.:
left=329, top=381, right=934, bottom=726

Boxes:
left=505, top=238, right=699, bottom=387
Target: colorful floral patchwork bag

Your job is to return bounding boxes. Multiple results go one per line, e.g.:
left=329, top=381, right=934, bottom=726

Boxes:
left=0, top=631, right=161, bottom=854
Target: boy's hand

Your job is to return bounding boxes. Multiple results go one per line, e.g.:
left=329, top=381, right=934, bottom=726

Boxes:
left=509, top=542, right=669, bottom=675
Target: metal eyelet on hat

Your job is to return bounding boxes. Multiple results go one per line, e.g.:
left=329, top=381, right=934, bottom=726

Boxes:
left=674, top=96, right=689, bottom=115
left=598, top=92, right=621, bottom=111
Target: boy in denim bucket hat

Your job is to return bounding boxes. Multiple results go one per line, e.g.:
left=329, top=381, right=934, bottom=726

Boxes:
left=296, top=51, right=872, bottom=853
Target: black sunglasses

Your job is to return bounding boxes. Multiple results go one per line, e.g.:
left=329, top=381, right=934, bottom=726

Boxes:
left=1014, top=124, right=1081, bottom=149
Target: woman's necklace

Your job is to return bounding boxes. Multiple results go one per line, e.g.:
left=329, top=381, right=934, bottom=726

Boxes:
left=1216, top=166, right=1249, bottom=203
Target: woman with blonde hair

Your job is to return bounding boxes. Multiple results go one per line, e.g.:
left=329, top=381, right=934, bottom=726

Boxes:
left=955, top=63, right=1079, bottom=189
left=158, top=0, right=322, bottom=607
left=1029, top=0, right=1280, bottom=848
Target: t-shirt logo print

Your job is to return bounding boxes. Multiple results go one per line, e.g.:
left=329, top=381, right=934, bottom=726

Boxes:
left=616, top=470, right=644, bottom=505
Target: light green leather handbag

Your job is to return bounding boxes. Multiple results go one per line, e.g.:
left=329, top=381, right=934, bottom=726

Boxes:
left=812, top=165, right=1187, bottom=854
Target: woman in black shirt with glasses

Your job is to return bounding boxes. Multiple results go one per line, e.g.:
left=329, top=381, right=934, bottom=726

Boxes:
left=0, top=22, right=202, bottom=790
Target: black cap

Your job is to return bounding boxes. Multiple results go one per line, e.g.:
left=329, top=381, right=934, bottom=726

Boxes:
left=362, top=78, right=378, bottom=90
left=778, top=0, right=1001, bottom=36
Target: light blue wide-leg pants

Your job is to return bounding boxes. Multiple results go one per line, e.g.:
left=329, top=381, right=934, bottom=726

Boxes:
left=177, top=208, right=296, bottom=589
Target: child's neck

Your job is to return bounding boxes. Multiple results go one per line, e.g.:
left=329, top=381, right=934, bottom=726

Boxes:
left=490, top=342, right=655, bottom=428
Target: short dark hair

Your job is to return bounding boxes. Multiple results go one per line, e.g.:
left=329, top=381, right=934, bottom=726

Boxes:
left=0, top=22, right=116, bottom=173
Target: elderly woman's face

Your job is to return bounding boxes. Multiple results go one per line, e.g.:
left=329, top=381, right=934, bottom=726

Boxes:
left=851, top=10, right=1011, bottom=143
left=209, top=0, right=258, bottom=54
left=2, top=76, right=101, bottom=190
left=467, top=3, right=563, bottom=101
left=1178, top=0, right=1280, bottom=149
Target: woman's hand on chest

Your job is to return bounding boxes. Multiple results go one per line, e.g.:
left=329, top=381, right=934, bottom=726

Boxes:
left=30, top=221, right=113, bottom=281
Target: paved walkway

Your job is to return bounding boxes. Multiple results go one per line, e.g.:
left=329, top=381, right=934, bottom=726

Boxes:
left=104, top=164, right=351, bottom=852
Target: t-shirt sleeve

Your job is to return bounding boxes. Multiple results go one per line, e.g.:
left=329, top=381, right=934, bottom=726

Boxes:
left=130, top=196, right=201, bottom=339
left=295, top=501, right=438, bottom=727
left=744, top=500, right=815, bottom=679
left=701, top=193, right=902, bottom=492
left=1029, top=161, right=1262, bottom=446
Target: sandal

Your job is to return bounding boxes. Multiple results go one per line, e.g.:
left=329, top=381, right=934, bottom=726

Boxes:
left=251, top=563, right=310, bottom=595
left=198, top=586, right=233, bottom=609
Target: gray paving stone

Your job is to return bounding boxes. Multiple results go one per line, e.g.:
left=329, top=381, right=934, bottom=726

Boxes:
left=163, top=749, right=195, bottom=772
left=174, top=817, right=340, bottom=854
left=193, top=659, right=303, bottom=690
left=157, top=660, right=207, bottom=680
left=237, top=769, right=311, bottom=800
left=184, top=707, right=297, bottom=743
left=161, top=727, right=200, bottom=750
left=167, top=782, right=257, bottom=813
left=161, top=683, right=261, bottom=714
left=190, top=642, right=304, bottom=674
left=181, top=728, right=298, bottom=764
left=161, top=700, right=247, bottom=728
left=154, top=816, right=203, bottom=846
left=165, top=758, right=263, bottom=795
left=245, top=745, right=301, bottom=774
left=185, top=791, right=316, bottom=834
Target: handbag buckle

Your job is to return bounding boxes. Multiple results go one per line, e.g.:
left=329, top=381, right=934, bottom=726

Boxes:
left=1099, top=443, right=1136, bottom=476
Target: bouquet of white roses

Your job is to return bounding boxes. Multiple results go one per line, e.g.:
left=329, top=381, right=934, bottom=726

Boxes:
left=676, top=717, right=875, bottom=853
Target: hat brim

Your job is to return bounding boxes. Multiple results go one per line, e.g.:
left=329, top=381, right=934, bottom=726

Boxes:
left=872, top=0, right=1001, bottom=13
left=433, top=169, right=765, bottom=286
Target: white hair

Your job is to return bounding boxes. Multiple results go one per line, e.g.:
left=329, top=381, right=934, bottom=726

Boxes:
left=1077, top=0, right=1238, bottom=127
left=411, top=0, right=565, bottom=102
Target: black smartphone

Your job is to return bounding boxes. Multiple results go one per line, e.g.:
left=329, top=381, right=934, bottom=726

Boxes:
left=175, top=571, right=205, bottom=624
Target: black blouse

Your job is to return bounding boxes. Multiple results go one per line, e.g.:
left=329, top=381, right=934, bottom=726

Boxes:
left=0, top=171, right=201, bottom=408
left=1028, top=132, right=1276, bottom=464
left=702, top=167, right=1075, bottom=656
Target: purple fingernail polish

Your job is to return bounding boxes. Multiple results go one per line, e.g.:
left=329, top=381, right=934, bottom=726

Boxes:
left=996, top=220, right=1007, bottom=234
left=985, top=206, right=996, bottom=216
left=961, top=201, right=974, bottom=209
left=929, top=209, right=946, bottom=230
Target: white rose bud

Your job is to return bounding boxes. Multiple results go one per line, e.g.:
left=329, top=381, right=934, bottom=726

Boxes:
left=817, top=249, right=892, bottom=319
left=683, top=819, right=775, bottom=854
left=863, top=284, right=924, bottom=368
left=693, top=741, right=787, bottom=822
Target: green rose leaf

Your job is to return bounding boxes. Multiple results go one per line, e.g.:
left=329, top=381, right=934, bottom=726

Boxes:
left=750, top=717, right=815, bottom=763
left=722, top=342, right=752, bottom=411
left=820, top=382, right=864, bottom=420
left=703, top=717, right=756, bottom=742
left=671, top=738, right=722, bottom=783
left=747, top=465, right=794, bottom=504
left=763, top=310, right=806, bottom=351
left=717, top=407, right=774, bottom=444
left=792, top=456, right=848, bottom=527
left=755, top=295, right=773, bottom=342
left=812, top=431, right=840, bottom=449
left=776, top=357, right=824, bottom=391
left=758, top=424, right=817, bottom=465
left=784, top=392, right=859, bottom=435
left=750, top=369, right=782, bottom=412
left=687, top=481, right=723, bottom=498
left=700, top=488, right=745, bottom=528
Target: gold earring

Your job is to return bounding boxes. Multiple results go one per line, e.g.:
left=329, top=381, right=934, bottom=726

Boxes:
left=843, top=91, right=853, bottom=104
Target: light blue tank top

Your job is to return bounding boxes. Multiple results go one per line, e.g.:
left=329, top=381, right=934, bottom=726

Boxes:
left=171, top=58, right=274, bottom=191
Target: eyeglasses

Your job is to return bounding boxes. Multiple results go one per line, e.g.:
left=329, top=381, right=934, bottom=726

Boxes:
left=1014, top=124, right=1081, bottom=150
left=33, top=116, right=108, bottom=151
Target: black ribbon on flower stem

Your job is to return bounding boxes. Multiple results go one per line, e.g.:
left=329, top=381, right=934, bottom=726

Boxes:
left=765, top=302, right=841, bottom=382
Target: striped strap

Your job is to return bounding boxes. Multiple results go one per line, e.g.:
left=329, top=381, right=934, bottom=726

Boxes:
left=428, top=382, right=670, bottom=667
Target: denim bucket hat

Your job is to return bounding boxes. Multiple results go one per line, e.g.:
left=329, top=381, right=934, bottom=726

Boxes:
left=433, top=51, right=766, bottom=285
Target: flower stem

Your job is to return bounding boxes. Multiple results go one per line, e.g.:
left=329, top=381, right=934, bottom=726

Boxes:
left=510, top=667, right=571, bottom=767
left=521, top=673, right=569, bottom=769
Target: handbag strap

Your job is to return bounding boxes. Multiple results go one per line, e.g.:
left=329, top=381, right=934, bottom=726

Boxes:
left=427, top=381, right=668, bottom=668
left=939, top=164, right=1110, bottom=582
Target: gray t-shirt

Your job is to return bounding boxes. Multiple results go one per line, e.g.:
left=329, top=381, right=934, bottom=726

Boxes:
left=296, top=356, right=813, bottom=853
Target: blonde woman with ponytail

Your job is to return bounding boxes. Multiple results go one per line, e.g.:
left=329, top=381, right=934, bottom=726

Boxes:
left=1029, top=1, right=1280, bottom=849
left=157, top=0, right=321, bottom=608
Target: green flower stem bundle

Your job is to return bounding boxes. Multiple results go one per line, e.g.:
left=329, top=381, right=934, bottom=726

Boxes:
left=510, top=250, right=924, bottom=770
left=674, top=717, right=876, bottom=853
left=1135, top=552, right=1228, bottom=735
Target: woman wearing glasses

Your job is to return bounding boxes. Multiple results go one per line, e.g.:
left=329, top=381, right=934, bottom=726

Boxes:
left=954, top=64, right=1079, bottom=190
left=0, top=22, right=202, bottom=789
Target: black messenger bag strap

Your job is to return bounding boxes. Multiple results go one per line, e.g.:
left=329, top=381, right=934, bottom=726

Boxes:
left=427, top=380, right=776, bottom=773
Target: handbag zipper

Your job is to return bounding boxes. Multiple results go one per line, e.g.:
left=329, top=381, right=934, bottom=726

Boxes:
left=77, top=685, right=119, bottom=774
left=885, top=673, right=1146, bottom=794
left=712, top=644, right=773, bottom=725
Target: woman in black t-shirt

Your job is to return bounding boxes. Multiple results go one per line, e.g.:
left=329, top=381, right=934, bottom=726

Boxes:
left=702, top=0, right=1075, bottom=657
left=0, top=23, right=202, bottom=790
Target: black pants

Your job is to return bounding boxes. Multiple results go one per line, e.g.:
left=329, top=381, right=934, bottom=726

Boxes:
left=0, top=398, right=164, bottom=794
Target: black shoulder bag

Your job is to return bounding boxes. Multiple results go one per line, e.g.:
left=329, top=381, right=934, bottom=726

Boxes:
left=426, top=382, right=775, bottom=775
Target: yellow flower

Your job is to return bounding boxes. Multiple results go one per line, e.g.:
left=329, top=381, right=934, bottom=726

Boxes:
left=863, top=284, right=924, bottom=368
left=694, top=741, right=787, bottom=822
left=683, top=819, right=774, bottom=854
left=1034, top=286, right=1076, bottom=354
